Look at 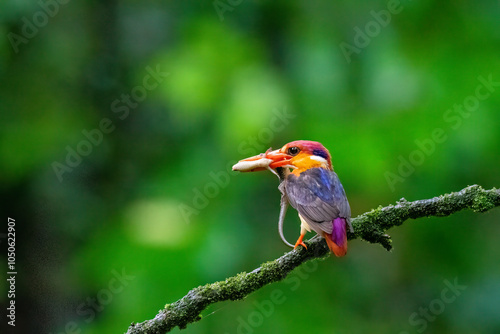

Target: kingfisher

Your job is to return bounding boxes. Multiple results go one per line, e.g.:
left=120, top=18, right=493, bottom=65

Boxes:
left=232, top=140, right=353, bottom=257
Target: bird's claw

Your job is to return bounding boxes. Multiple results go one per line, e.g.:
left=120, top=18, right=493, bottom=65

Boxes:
left=294, top=241, right=307, bottom=250
left=293, top=234, right=307, bottom=250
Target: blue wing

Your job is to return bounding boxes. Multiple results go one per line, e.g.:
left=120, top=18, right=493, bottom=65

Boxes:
left=285, top=168, right=352, bottom=235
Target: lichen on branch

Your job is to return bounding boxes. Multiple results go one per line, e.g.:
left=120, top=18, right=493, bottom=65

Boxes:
left=125, top=185, right=500, bottom=334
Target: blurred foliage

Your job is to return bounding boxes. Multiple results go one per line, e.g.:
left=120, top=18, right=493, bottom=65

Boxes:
left=1, top=1, right=499, bottom=334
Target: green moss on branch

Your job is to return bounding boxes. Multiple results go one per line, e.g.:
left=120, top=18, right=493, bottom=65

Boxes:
left=126, top=185, right=500, bottom=334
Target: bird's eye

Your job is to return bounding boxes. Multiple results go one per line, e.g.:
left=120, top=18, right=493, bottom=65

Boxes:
left=287, top=146, right=300, bottom=156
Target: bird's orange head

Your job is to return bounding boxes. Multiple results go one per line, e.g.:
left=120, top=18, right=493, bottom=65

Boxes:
left=269, top=140, right=333, bottom=174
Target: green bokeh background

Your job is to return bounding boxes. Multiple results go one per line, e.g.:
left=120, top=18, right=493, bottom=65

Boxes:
left=1, top=1, right=499, bottom=333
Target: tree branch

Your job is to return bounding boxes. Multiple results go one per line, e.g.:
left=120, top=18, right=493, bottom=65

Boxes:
left=125, top=185, right=500, bottom=334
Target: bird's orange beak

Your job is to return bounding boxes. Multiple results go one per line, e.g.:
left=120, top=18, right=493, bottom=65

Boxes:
left=232, top=148, right=293, bottom=172
left=265, top=149, right=294, bottom=169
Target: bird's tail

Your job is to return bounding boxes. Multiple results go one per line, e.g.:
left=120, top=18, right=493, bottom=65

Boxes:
left=324, top=217, right=348, bottom=257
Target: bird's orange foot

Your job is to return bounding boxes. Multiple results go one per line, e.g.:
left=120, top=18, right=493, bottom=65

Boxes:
left=294, top=234, right=307, bottom=250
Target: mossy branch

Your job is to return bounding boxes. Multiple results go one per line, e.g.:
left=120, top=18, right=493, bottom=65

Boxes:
left=125, top=185, right=500, bottom=334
